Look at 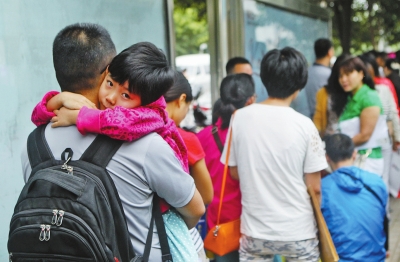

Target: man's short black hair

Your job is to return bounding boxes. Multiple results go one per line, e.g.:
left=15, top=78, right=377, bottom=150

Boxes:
left=226, top=57, right=251, bottom=74
left=314, top=38, right=332, bottom=59
left=325, top=134, right=355, bottom=163
left=53, top=23, right=116, bottom=93
left=260, top=47, right=308, bottom=99
left=108, top=42, right=174, bottom=106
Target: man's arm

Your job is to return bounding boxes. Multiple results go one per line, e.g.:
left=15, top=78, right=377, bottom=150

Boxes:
left=175, top=189, right=205, bottom=229
left=305, top=171, right=321, bottom=204
left=230, top=166, right=239, bottom=180
left=143, top=136, right=205, bottom=229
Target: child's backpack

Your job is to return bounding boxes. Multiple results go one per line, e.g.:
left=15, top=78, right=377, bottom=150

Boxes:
left=8, top=125, right=172, bottom=262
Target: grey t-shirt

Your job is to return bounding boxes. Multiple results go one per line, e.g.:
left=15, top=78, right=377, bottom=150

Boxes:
left=304, top=63, right=331, bottom=118
left=21, top=124, right=195, bottom=262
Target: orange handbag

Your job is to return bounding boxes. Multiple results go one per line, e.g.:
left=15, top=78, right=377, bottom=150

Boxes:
left=204, top=121, right=241, bottom=256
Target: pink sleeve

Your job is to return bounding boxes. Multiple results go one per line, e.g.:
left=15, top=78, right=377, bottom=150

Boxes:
left=76, top=106, right=163, bottom=141
left=31, top=91, right=60, bottom=126
left=76, top=106, right=102, bottom=135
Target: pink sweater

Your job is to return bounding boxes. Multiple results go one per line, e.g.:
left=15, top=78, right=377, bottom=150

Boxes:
left=31, top=91, right=190, bottom=211
left=32, top=91, right=189, bottom=172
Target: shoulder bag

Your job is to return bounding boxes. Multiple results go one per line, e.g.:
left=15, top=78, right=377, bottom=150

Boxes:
left=204, top=121, right=241, bottom=256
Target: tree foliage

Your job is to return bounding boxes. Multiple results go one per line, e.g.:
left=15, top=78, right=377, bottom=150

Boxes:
left=174, top=0, right=208, bottom=56
left=311, top=0, right=400, bottom=54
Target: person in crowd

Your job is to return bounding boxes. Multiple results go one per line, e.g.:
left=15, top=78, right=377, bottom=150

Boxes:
left=384, top=58, right=400, bottom=101
left=27, top=25, right=205, bottom=261
left=331, top=56, right=385, bottom=176
left=292, top=38, right=334, bottom=118
left=375, top=51, right=388, bottom=77
left=367, top=53, right=400, bottom=114
left=359, top=54, right=400, bottom=190
left=304, top=38, right=334, bottom=118
left=197, top=73, right=256, bottom=262
left=222, top=47, right=327, bottom=261
left=313, top=54, right=350, bottom=137
left=225, top=57, right=253, bottom=75
left=164, top=70, right=213, bottom=262
left=322, top=133, right=387, bottom=261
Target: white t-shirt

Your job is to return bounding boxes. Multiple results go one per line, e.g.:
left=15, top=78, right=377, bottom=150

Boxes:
left=21, top=124, right=195, bottom=262
left=221, top=104, right=327, bottom=241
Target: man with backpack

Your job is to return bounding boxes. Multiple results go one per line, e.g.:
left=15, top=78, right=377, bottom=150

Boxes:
left=12, top=23, right=204, bottom=261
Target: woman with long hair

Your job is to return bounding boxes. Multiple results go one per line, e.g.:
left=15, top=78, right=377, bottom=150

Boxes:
left=313, top=54, right=351, bottom=137
left=332, top=56, right=385, bottom=176
left=164, top=70, right=213, bottom=262
left=197, top=73, right=256, bottom=262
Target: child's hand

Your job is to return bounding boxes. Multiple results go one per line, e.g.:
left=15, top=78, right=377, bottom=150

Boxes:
left=47, top=92, right=96, bottom=112
left=50, top=107, right=79, bottom=128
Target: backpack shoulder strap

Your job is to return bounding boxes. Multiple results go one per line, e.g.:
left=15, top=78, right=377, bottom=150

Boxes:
left=80, top=135, right=124, bottom=167
left=27, top=125, right=54, bottom=169
left=142, top=194, right=172, bottom=262
left=80, top=136, right=137, bottom=260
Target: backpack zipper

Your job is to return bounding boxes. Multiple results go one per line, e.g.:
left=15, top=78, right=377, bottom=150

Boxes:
left=10, top=209, right=107, bottom=261
left=9, top=224, right=98, bottom=260
left=48, top=166, right=111, bottom=209
left=73, top=166, right=111, bottom=209
left=63, top=211, right=107, bottom=261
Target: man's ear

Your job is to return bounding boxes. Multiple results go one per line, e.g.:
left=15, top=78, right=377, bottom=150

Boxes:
left=328, top=47, right=334, bottom=58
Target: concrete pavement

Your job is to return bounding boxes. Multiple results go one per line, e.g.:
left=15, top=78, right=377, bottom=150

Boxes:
left=387, top=197, right=400, bottom=262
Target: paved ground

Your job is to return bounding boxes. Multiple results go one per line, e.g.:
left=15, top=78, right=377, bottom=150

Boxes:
left=387, top=197, right=400, bottom=262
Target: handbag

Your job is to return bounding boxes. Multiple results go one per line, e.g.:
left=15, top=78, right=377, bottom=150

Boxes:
left=204, top=121, right=241, bottom=256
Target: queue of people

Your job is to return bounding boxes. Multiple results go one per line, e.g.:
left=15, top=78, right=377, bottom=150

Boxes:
left=197, top=40, right=395, bottom=261
left=12, top=22, right=397, bottom=262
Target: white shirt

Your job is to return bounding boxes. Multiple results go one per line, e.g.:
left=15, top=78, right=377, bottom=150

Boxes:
left=221, top=104, right=327, bottom=241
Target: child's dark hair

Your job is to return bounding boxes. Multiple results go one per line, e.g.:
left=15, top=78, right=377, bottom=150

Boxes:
left=219, top=73, right=255, bottom=129
left=164, top=70, right=193, bottom=103
left=324, top=134, right=355, bottom=163
left=260, top=47, right=308, bottom=99
left=108, top=42, right=174, bottom=105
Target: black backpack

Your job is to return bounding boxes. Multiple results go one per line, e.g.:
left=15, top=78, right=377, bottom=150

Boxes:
left=8, top=125, right=172, bottom=262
